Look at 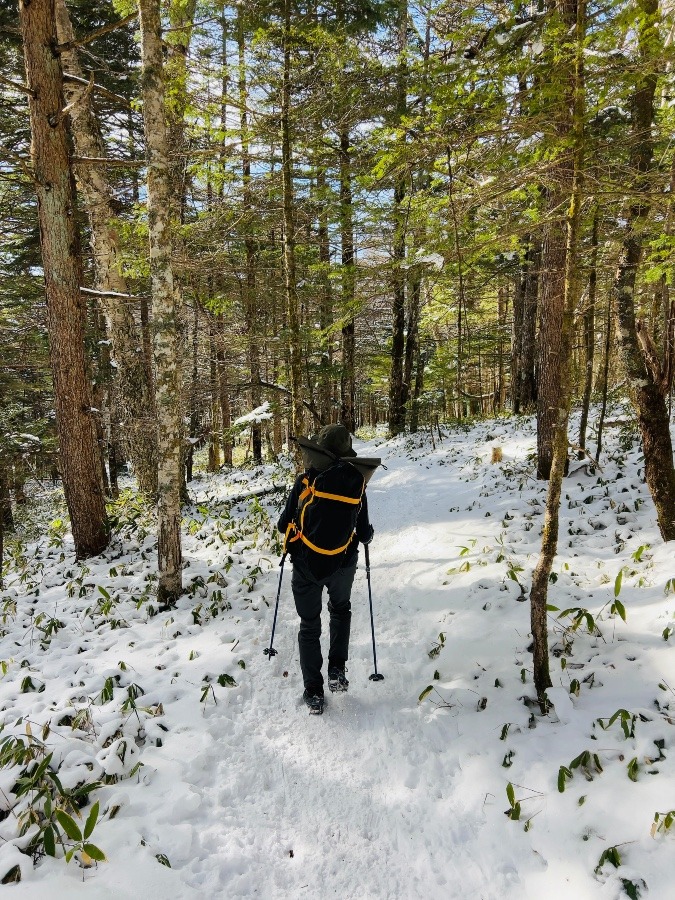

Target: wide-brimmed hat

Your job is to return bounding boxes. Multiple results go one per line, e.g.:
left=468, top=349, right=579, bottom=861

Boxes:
left=295, top=424, right=381, bottom=483
left=312, top=424, right=356, bottom=457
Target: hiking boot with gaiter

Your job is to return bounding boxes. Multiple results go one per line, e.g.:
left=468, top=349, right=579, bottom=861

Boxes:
left=327, top=667, right=349, bottom=693
left=303, top=690, right=325, bottom=715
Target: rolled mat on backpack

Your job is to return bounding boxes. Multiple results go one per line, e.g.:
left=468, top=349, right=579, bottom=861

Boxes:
left=295, top=435, right=381, bottom=484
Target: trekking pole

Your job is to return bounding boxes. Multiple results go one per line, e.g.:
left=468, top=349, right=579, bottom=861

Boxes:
left=264, top=552, right=287, bottom=658
left=364, top=543, right=384, bottom=681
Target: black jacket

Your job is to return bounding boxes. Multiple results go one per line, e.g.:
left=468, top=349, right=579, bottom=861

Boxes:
left=277, top=466, right=373, bottom=578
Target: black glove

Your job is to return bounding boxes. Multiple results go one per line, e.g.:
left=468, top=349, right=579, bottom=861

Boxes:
left=362, top=525, right=374, bottom=545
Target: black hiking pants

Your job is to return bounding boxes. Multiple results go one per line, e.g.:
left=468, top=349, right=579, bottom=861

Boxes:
left=291, top=556, right=357, bottom=696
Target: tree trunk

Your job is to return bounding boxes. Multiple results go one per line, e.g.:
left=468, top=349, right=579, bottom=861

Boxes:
left=215, top=317, right=233, bottom=466
left=0, top=468, right=14, bottom=534
left=612, top=0, right=675, bottom=542
left=317, top=165, right=333, bottom=424
left=536, top=215, right=567, bottom=479
left=54, top=0, right=158, bottom=498
left=497, top=282, right=508, bottom=411
left=447, top=152, right=467, bottom=419
left=19, top=0, right=108, bottom=559
left=281, top=0, right=304, bottom=447
left=512, top=236, right=540, bottom=413
left=12, top=463, right=27, bottom=506
left=237, top=8, right=262, bottom=462
left=166, top=0, right=198, bottom=224
left=595, top=295, right=613, bottom=464
left=578, top=207, right=599, bottom=456
left=91, top=303, right=113, bottom=498
left=0, top=466, right=9, bottom=589
left=511, top=253, right=525, bottom=413
left=339, top=125, right=356, bottom=433
left=536, top=0, right=586, bottom=481
left=530, top=0, right=586, bottom=704
left=403, top=271, right=421, bottom=413
left=138, top=0, right=183, bottom=603
left=186, top=300, right=200, bottom=484
left=520, top=239, right=541, bottom=412
left=208, top=319, right=221, bottom=471
left=409, top=347, right=425, bottom=433
left=388, top=0, right=408, bottom=436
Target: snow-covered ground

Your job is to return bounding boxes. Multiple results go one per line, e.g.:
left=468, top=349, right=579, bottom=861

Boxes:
left=1, top=411, right=674, bottom=899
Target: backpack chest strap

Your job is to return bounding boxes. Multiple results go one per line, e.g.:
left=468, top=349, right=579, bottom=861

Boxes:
left=300, top=476, right=363, bottom=505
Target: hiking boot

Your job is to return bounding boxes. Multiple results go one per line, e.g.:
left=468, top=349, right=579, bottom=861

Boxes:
left=302, top=690, right=325, bottom=715
left=327, top=667, right=349, bottom=693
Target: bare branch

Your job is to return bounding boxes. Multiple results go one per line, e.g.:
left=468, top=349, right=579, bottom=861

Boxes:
left=63, top=73, right=132, bottom=110
left=2, top=147, right=35, bottom=183
left=56, top=12, right=138, bottom=53
left=72, top=156, right=145, bottom=168
left=81, top=287, right=147, bottom=301
left=636, top=319, right=664, bottom=387
left=0, top=73, right=35, bottom=98
left=60, top=71, right=95, bottom=122
left=239, top=380, right=323, bottom=426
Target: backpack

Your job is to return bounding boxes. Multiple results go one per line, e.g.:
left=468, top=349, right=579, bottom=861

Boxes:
left=283, top=460, right=365, bottom=565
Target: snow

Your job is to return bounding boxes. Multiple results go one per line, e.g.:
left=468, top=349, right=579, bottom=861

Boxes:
left=1, top=410, right=675, bottom=898
left=413, top=249, right=444, bottom=270
left=233, top=402, right=273, bottom=427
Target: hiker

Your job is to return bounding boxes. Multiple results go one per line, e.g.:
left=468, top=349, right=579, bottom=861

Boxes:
left=277, top=424, right=375, bottom=715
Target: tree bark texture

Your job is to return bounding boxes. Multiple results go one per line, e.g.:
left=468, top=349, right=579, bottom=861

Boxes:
left=138, top=0, right=183, bottom=602
left=612, top=0, right=675, bottom=542
left=55, top=0, right=157, bottom=497
left=19, top=0, right=108, bottom=559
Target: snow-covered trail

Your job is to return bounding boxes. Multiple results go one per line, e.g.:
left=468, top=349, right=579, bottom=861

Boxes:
left=164, top=434, right=535, bottom=900
left=5, top=416, right=675, bottom=899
